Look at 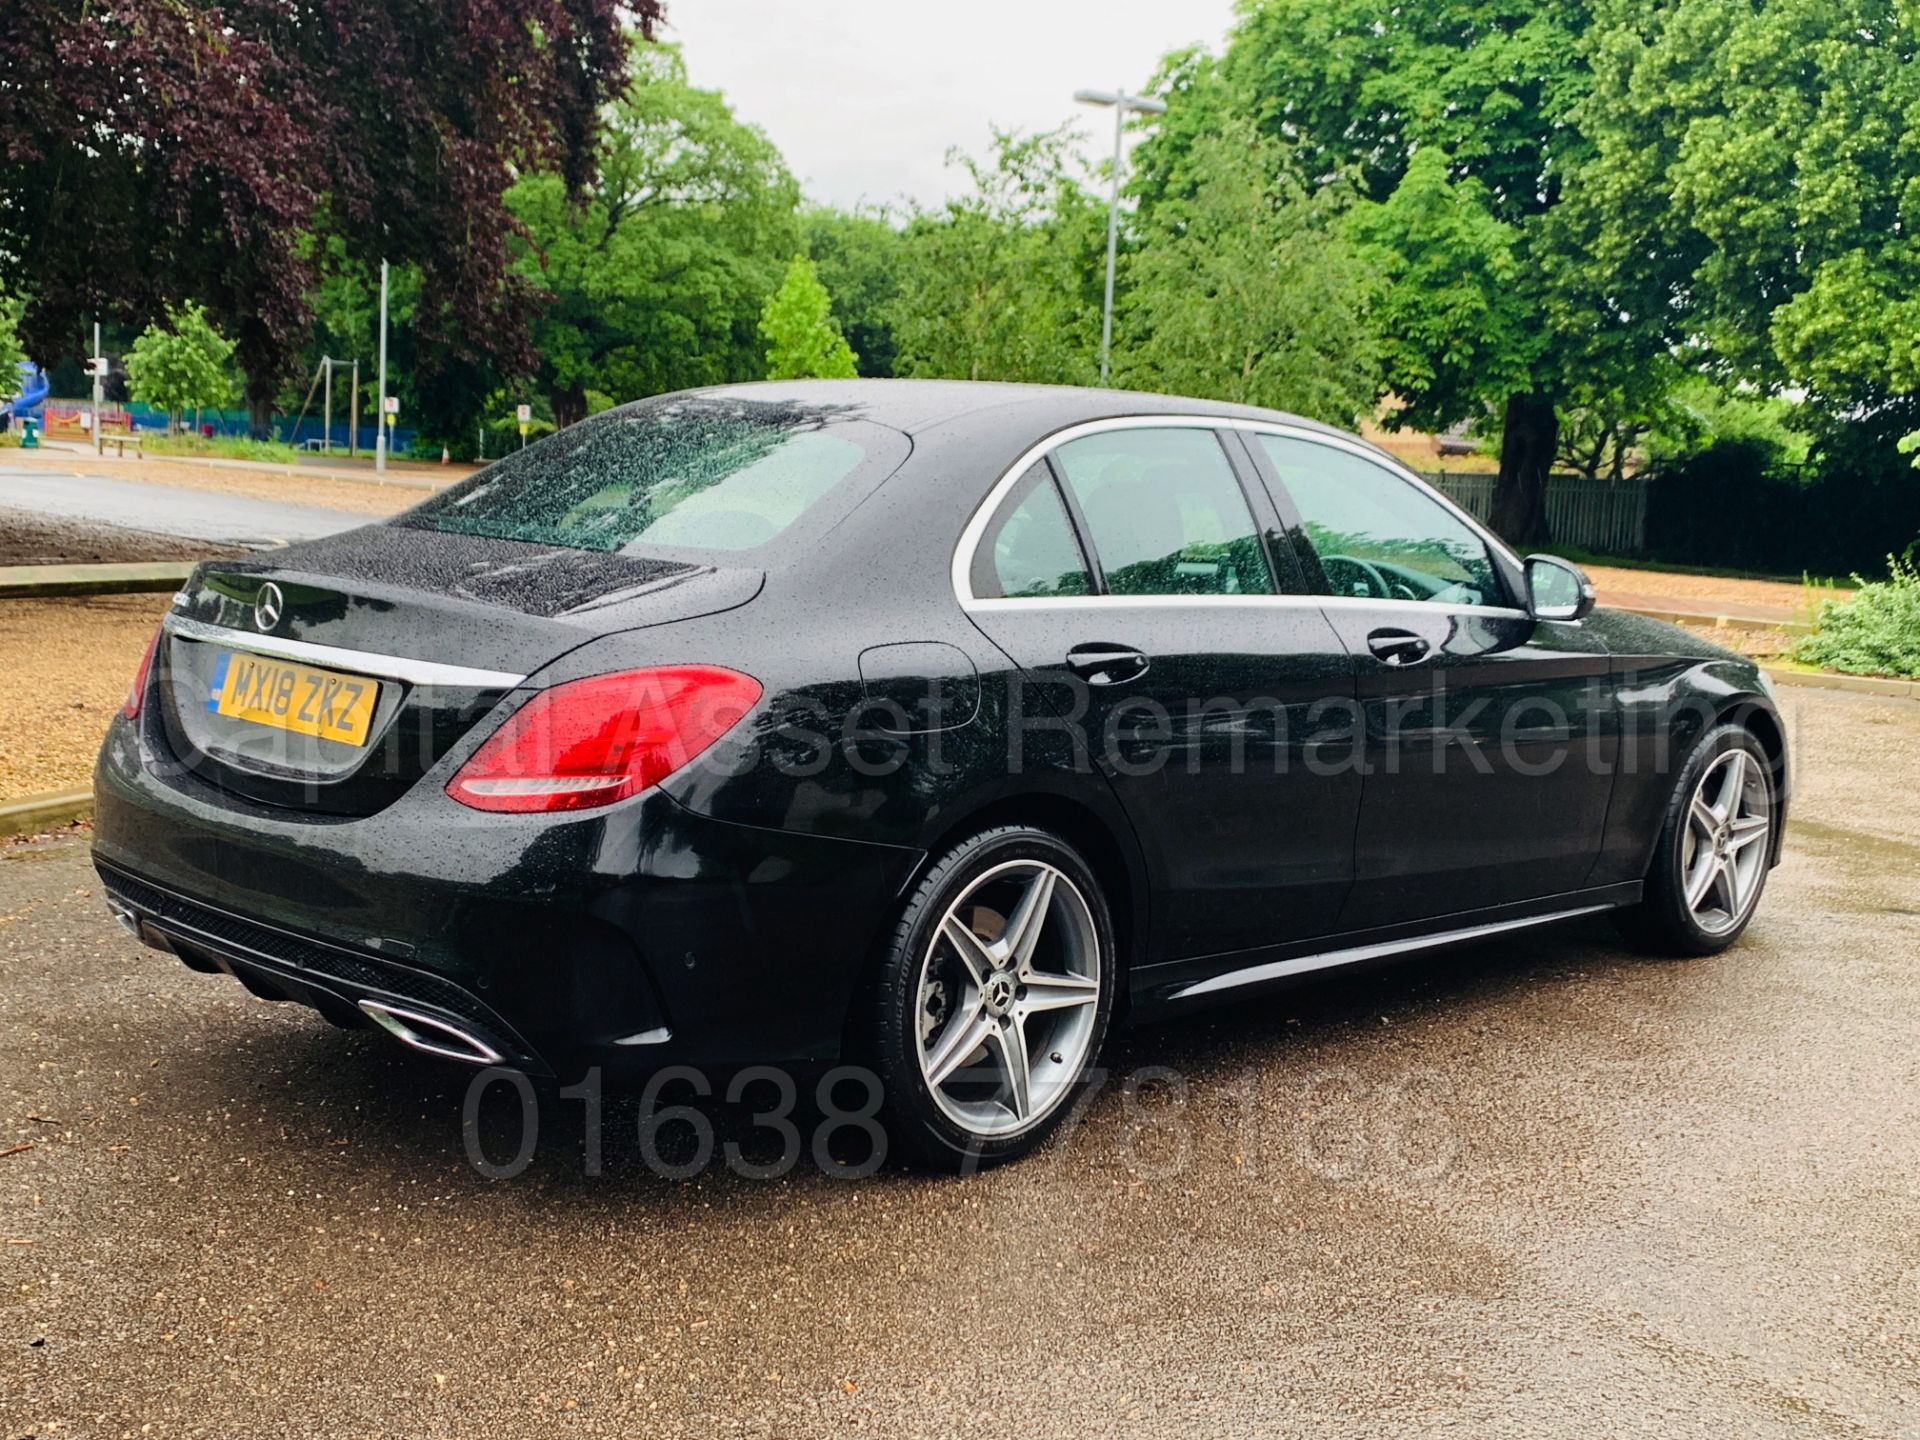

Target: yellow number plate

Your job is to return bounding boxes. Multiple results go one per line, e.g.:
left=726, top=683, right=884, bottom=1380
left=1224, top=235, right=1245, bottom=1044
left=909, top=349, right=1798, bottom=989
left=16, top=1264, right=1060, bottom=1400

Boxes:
left=208, top=649, right=378, bottom=747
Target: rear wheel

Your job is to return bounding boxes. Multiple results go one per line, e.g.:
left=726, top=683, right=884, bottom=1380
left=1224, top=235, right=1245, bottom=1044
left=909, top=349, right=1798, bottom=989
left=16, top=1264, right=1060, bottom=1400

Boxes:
left=867, top=826, right=1115, bottom=1170
left=1616, top=723, right=1776, bottom=955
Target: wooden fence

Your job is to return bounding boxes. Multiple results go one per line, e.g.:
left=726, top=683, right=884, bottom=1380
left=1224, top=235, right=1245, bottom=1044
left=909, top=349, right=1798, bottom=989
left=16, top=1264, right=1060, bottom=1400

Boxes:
left=1423, top=472, right=1649, bottom=556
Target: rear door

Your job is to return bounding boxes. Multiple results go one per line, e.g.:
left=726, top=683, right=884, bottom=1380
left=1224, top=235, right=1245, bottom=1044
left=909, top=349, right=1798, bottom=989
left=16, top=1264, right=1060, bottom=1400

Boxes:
left=1245, top=430, right=1616, bottom=928
left=960, top=422, right=1362, bottom=961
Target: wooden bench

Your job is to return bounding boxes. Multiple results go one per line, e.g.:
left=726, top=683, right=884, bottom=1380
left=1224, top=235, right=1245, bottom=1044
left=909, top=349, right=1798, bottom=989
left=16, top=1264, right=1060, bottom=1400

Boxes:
left=100, top=434, right=144, bottom=459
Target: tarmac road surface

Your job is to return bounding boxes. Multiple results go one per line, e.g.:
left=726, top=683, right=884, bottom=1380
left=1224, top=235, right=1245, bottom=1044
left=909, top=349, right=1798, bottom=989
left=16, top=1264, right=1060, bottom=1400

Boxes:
left=1, top=684, right=1916, bottom=1437
left=0, top=467, right=363, bottom=548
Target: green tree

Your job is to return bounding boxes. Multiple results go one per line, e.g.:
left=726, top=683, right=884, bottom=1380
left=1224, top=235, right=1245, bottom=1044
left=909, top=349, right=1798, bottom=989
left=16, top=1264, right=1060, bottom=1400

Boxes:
left=889, top=128, right=1103, bottom=385
left=1552, top=393, right=1661, bottom=483
left=1348, top=148, right=1541, bottom=446
left=1543, top=350, right=1708, bottom=483
left=508, top=43, right=799, bottom=427
left=1118, top=120, right=1378, bottom=424
left=760, top=256, right=858, bottom=380
left=1569, top=0, right=1919, bottom=451
left=4, top=0, right=644, bottom=437
left=1137, top=2, right=1614, bottom=544
left=282, top=238, right=402, bottom=445
left=803, top=208, right=904, bottom=377
left=1645, top=376, right=1811, bottom=470
left=124, top=303, right=235, bottom=431
left=286, top=245, right=507, bottom=459
left=0, top=293, right=24, bottom=380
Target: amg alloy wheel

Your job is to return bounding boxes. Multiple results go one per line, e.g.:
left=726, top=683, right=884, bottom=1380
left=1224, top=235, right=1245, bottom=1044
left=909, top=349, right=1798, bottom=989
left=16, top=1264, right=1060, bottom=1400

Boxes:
left=1678, top=748, right=1773, bottom=936
left=915, top=858, right=1102, bottom=1139
left=1616, top=723, right=1776, bottom=956
left=869, top=827, right=1115, bottom=1169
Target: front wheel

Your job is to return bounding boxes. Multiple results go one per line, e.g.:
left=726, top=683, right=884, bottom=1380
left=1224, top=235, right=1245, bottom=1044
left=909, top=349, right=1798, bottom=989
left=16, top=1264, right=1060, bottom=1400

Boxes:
left=867, top=826, right=1115, bottom=1170
left=1616, top=723, right=1776, bottom=956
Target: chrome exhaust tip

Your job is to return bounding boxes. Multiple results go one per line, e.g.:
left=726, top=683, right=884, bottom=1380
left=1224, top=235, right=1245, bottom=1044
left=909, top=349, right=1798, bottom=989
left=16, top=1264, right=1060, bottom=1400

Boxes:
left=105, top=896, right=142, bottom=937
left=357, top=1000, right=505, bottom=1067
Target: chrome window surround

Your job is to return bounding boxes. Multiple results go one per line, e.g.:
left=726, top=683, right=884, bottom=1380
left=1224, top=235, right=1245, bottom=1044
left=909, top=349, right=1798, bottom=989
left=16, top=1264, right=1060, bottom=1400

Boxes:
left=164, top=614, right=527, bottom=690
left=951, top=415, right=1530, bottom=618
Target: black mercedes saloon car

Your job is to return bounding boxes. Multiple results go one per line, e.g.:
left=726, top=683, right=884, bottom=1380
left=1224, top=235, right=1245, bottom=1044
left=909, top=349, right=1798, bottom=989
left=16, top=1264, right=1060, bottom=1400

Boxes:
left=94, top=380, right=1789, bottom=1167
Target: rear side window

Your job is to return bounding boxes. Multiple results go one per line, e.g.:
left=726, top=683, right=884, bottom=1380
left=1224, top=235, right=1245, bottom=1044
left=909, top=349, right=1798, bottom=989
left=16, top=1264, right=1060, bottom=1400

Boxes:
left=1052, top=428, right=1274, bottom=597
left=398, top=399, right=897, bottom=555
left=972, top=462, right=1093, bottom=600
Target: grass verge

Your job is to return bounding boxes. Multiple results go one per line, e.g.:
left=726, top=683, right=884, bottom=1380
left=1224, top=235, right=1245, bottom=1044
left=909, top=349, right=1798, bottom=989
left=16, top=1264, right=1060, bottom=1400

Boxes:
left=142, top=433, right=305, bottom=465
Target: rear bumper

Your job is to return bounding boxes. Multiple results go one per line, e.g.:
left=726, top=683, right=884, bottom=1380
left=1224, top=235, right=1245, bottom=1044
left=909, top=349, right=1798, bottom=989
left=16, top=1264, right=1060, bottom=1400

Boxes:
left=98, top=859, right=550, bottom=1071
left=93, top=715, right=922, bottom=1077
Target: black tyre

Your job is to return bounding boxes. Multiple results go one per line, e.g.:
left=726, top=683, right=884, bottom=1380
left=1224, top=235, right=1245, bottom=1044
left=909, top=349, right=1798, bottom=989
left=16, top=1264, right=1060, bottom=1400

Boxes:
left=867, top=825, right=1116, bottom=1170
left=1615, top=722, right=1776, bottom=956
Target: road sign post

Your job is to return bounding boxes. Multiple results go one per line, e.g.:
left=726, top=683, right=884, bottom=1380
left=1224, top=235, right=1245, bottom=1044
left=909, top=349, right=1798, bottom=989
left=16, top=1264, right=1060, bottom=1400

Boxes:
left=91, top=322, right=105, bottom=457
left=517, top=403, right=531, bottom=449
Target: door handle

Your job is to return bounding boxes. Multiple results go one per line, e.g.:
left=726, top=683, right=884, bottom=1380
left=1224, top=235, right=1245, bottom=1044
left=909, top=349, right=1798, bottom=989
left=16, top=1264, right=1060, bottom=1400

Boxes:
left=1366, top=628, right=1432, bottom=666
left=1065, top=642, right=1150, bottom=685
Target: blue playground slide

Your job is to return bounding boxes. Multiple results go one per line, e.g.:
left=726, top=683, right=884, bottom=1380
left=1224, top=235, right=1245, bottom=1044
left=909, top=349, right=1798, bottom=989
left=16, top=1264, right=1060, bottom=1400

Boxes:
left=2, top=361, right=48, bottom=429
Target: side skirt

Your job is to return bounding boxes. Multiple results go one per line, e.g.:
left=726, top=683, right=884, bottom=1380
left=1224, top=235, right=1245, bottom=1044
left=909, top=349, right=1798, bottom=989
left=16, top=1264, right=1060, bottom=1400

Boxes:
left=1136, top=882, right=1643, bottom=1013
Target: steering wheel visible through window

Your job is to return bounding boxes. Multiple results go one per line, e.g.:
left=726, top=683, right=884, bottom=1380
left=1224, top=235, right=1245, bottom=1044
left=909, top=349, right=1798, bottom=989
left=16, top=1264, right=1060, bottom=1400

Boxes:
left=1254, top=435, right=1505, bottom=608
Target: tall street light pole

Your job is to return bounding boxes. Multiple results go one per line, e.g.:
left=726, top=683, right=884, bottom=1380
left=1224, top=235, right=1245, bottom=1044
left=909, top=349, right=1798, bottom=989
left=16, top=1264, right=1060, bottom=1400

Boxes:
left=1073, top=87, right=1167, bottom=386
left=375, top=258, right=390, bottom=476
left=91, top=319, right=104, bottom=457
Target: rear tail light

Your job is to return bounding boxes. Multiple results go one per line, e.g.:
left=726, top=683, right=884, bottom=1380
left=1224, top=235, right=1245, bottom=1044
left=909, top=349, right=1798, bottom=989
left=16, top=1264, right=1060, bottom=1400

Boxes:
left=446, top=665, right=762, bottom=814
left=123, top=624, right=163, bottom=719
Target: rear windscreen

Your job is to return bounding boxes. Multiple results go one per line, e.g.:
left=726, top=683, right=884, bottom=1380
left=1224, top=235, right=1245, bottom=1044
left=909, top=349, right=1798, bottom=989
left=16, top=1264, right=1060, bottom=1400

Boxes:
left=395, top=397, right=901, bottom=555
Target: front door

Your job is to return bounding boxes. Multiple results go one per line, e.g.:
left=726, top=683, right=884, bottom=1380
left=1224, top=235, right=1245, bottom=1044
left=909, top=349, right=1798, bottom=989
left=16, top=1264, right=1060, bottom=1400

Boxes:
left=961, top=425, right=1362, bottom=961
left=1246, top=431, right=1617, bottom=929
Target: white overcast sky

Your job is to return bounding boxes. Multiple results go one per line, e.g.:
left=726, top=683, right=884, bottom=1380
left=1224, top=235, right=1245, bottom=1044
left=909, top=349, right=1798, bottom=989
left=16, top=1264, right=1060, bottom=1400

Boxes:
left=663, top=1, right=1239, bottom=210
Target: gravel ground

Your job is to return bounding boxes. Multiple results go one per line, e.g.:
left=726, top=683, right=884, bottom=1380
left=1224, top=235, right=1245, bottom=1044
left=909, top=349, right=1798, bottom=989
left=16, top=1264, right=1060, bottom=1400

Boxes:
left=1584, top=564, right=1827, bottom=618
left=0, top=595, right=170, bottom=797
left=0, top=685, right=1916, bottom=1437
left=1678, top=621, right=1800, bottom=660
left=0, top=509, right=218, bottom=568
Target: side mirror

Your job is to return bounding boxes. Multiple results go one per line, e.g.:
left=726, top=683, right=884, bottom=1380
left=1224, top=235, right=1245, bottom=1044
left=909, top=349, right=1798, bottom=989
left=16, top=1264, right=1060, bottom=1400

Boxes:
left=1524, top=554, right=1596, bottom=622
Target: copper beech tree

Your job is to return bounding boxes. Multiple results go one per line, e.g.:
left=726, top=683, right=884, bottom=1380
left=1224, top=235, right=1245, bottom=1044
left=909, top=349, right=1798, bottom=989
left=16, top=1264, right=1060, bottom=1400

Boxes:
left=0, top=0, right=654, bottom=434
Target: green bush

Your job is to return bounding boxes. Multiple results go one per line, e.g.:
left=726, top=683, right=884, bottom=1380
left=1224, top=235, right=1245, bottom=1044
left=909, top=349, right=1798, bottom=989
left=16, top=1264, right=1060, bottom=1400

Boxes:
left=143, top=433, right=303, bottom=464
left=1794, top=556, right=1920, bottom=678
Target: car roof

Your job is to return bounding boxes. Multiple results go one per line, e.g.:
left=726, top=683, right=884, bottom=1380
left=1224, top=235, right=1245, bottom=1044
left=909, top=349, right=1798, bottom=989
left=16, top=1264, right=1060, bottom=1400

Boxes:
left=676, top=378, right=1358, bottom=445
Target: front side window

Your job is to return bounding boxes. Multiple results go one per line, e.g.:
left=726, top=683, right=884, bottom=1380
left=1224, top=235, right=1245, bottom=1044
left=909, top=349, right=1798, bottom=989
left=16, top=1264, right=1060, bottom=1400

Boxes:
left=972, top=462, right=1092, bottom=599
left=398, top=398, right=893, bottom=554
left=1052, top=428, right=1274, bottom=597
left=1255, top=435, right=1503, bottom=606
